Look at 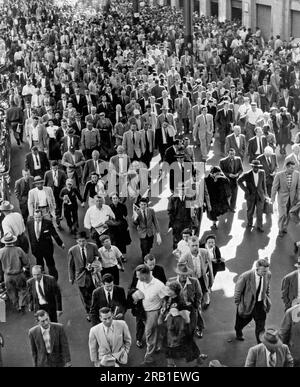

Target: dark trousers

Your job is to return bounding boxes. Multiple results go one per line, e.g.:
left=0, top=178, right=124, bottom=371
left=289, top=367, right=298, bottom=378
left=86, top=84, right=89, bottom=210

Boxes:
left=53, top=186, right=63, bottom=223
left=64, top=204, right=79, bottom=230
left=140, top=235, right=154, bottom=259
left=246, top=195, right=264, bottom=229
left=19, top=202, right=29, bottom=224
left=78, top=282, right=95, bottom=314
left=101, top=265, right=119, bottom=285
left=38, top=303, right=57, bottom=323
left=16, top=233, right=29, bottom=254
left=83, top=148, right=97, bottom=160
left=33, top=249, right=58, bottom=281
left=197, top=277, right=207, bottom=330
left=234, top=301, right=266, bottom=343
left=141, top=150, right=153, bottom=168
left=266, top=183, right=273, bottom=198
left=136, top=316, right=145, bottom=341
left=229, top=179, right=238, bottom=210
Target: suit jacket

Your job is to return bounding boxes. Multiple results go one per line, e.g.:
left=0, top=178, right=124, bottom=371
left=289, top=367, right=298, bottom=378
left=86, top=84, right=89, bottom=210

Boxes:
left=163, top=145, right=177, bottom=165
left=238, top=169, right=267, bottom=202
left=28, top=124, right=48, bottom=151
left=157, top=112, right=175, bottom=129
left=61, top=150, right=85, bottom=179
left=82, top=159, right=108, bottom=184
left=151, top=85, right=165, bottom=100
left=88, top=320, right=131, bottom=366
left=225, top=133, right=247, bottom=159
left=271, top=170, right=300, bottom=209
left=279, top=97, right=295, bottom=115
left=257, top=154, right=278, bottom=187
left=219, top=156, right=243, bottom=180
left=280, top=303, right=300, bottom=362
left=245, top=343, right=293, bottom=367
left=247, top=136, right=268, bottom=163
left=182, top=249, right=214, bottom=289
left=108, top=154, right=131, bottom=176
left=258, top=85, right=272, bottom=107
left=71, top=94, right=86, bottom=113
left=140, top=129, right=155, bottom=154
left=14, top=176, right=34, bottom=206
left=72, top=120, right=85, bottom=136
left=193, top=113, right=214, bottom=141
left=27, top=217, right=63, bottom=252
left=90, top=285, right=127, bottom=326
left=28, top=323, right=71, bottom=367
left=156, top=97, right=173, bottom=114
left=281, top=270, right=299, bottom=310
left=174, top=97, right=191, bottom=118
left=215, top=109, right=234, bottom=139
left=27, top=274, right=62, bottom=312
left=44, top=169, right=67, bottom=191
left=167, top=276, right=202, bottom=309
left=61, top=135, right=81, bottom=153
left=234, top=269, right=271, bottom=317
left=68, top=243, right=99, bottom=287
left=27, top=187, right=56, bottom=217
left=122, top=130, right=142, bottom=159
left=25, top=151, right=50, bottom=178
left=133, top=207, right=160, bottom=239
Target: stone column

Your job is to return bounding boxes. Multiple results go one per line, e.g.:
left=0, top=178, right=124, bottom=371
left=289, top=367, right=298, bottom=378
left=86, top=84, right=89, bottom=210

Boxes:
left=271, top=0, right=285, bottom=39
left=218, top=0, right=231, bottom=22
left=242, top=0, right=256, bottom=31
left=199, top=0, right=210, bottom=17
left=184, top=0, right=194, bottom=46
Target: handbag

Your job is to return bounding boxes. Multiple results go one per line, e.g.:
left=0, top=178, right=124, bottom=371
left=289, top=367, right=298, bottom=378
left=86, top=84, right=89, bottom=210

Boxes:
left=214, top=260, right=225, bottom=272
left=263, top=198, right=273, bottom=215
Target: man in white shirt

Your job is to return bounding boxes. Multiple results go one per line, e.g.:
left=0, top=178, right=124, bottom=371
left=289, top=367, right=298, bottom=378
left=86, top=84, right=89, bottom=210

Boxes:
left=245, top=102, right=263, bottom=140
left=84, top=195, right=116, bottom=248
left=135, top=264, right=167, bottom=365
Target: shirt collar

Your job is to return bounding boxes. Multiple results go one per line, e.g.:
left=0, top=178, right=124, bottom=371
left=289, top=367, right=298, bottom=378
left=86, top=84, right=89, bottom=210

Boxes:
left=40, top=325, right=50, bottom=334
left=177, top=275, right=191, bottom=286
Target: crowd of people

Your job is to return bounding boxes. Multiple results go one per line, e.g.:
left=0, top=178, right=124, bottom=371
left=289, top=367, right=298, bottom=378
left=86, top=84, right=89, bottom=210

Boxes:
left=0, top=0, right=300, bottom=368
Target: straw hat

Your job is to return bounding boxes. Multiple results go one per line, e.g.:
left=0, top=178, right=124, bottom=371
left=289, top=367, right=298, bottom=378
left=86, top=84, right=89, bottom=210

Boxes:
left=259, top=328, right=282, bottom=349
left=1, top=232, right=17, bottom=244
left=0, top=201, right=14, bottom=211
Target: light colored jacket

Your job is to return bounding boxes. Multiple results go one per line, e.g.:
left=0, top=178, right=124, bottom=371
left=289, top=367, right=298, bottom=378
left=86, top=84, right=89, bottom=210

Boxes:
left=88, top=320, right=132, bottom=366
left=27, top=186, right=56, bottom=217
left=271, top=170, right=300, bottom=209
left=245, top=343, right=294, bottom=367
left=280, top=303, right=300, bottom=362
left=193, top=113, right=214, bottom=141
left=281, top=270, right=299, bottom=310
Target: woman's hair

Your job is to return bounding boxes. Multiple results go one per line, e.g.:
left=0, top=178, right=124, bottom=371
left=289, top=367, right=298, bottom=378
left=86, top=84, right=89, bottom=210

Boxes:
left=168, top=281, right=182, bottom=297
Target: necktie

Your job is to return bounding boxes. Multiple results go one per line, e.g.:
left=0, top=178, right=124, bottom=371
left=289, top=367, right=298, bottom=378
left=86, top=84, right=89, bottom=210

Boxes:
left=54, top=171, right=58, bottom=187
left=268, top=157, right=272, bottom=169
left=81, top=248, right=87, bottom=267
left=143, top=210, right=147, bottom=224
left=35, top=155, right=40, bottom=168
left=145, top=131, right=149, bottom=149
left=94, top=160, right=97, bottom=173
left=132, top=133, right=135, bottom=145
left=256, top=276, right=262, bottom=301
left=37, top=279, right=45, bottom=300
left=107, top=291, right=112, bottom=306
left=230, top=158, right=234, bottom=173
left=204, top=115, right=207, bottom=125
left=269, top=353, right=276, bottom=367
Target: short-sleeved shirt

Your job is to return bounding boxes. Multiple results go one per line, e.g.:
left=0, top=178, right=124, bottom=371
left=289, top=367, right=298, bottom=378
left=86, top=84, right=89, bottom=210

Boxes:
left=136, top=277, right=166, bottom=312
left=98, top=245, right=122, bottom=268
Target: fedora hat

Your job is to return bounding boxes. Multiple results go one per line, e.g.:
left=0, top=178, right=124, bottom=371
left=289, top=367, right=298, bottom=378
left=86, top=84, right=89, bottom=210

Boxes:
left=0, top=201, right=14, bottom=211
left=1, top=232, right=17, bottom=244
left=33, top=176, right=44, bottom=185
left=295, top=256, right=300, bottom=268
left=259, top=328, right=282, bottom=349
left=174, top=262, right=193, bottom=276
left=250, top=160, right=263, bottom=168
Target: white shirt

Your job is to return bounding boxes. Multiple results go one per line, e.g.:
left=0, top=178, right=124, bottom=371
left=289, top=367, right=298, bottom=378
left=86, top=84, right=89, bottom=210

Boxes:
left=52, top=170, right=58, bottom=187
left=253, top=171, right=259, bottom=187
left=238, top=103, right=250, bottom=117
left=136, top=277, right=166, bottom=312
left=35, top=277, right=47, bottom=305
left=191, top=252, right=202, bottom=279
left=177, top=239, right=191, bottom=256
left=2, top=212, right=25, bottom=236
left=32, top=125, right=39, bottom=142
left=235, top=135, right=240, bottom=148
left=36, top=188, right=47, bottom=207
left=247, top=109, right=263, bottom=125
left=254, top=271, right=264, bottom=301
left=84, top=204, right=115, bottom=229
left=104, top=288, right=114, bottom=304
left=256, top=136, right=262, bottom=155
left=266, top=348, right=276, bottom=367
left=47, top=126, right=57, bottom=139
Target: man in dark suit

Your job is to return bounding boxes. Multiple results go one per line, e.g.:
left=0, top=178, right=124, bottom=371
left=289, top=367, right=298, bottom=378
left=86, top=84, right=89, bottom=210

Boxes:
left=27, top=265, right=62, bottom=323
left=128, top=254, right=166, bottom=348
left=258, top=78, right=272, bottom=112
left=215, top=100, right=234, bottom=154
left=247, top=127, right=268, bottom=163
left=82, top=150, right=107, bottom=185
left=71, top=87, right=86, bottom=114
left=25, top=146, right=50, bottom=178
left=68, top=231, right=100, bottom=321
left=279, top=89, right=295, bottom=116
left=27, top=210, right=65, bottom=281
left=90, top=273, right=127, bottom=326
left=234, top=259, right=271, bottom=343
left=72, top=112, right=85, bottom=136
left=238, top=160, right=267, bottom=232
left=151, top=79, right=165, bottom=100
left=14, top=169, right=34, bottom=223
left=220, top=148, right=244, bottom=212
left=281, top=258, right=300, bottom=311
left=60, top=127, right=81, bottom=154
left=132, top=198, right=161, bottom=259
left=28, top=309, right=71, bottom=367
left=162, top=139, right=183, bottom=166
left=257, top=147, right=278, bottom=197
left=44, top=161, right=67, bottom=227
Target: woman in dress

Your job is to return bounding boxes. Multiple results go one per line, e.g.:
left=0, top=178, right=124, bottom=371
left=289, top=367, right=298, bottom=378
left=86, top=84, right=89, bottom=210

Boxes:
left=109, top=193, right=131, bottom=261
left=83, top=172, right=106, bottom=207
left=277, top=107, right=292, bottom=155
left=158, top=281, right=207, bottom=367
left=205, top=166, right=231, bottom=230
left=46, top=119, right=61, bottom=161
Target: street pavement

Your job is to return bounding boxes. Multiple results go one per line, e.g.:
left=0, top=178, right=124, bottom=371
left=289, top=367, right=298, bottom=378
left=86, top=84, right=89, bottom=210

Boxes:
left=1, top=134, right=299, bottom=367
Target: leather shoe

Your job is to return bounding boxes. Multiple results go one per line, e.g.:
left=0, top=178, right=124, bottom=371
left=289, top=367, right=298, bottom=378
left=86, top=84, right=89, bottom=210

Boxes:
left=247, top=223, right=253, bottom=228
left=136, top=340, right=144, bottom=349
left=235, top=332, right=245, bottom=341
left=294, top=242, right=299, bottom=254
left=257, top=227, right=264, bottom=233
left=86, top=315, right=91, bottom=322
left=278, top=231, right=285, bottom=238
left=203, top=303, right=210, bottom=310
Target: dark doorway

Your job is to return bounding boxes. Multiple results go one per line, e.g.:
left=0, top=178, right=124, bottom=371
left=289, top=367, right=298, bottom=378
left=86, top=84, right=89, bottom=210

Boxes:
left=211, top=1, right=218, bottom=17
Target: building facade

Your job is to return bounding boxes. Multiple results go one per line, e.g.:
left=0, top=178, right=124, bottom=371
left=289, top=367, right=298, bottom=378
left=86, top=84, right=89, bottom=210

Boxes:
left=164, top=0, right=300, bottom=41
